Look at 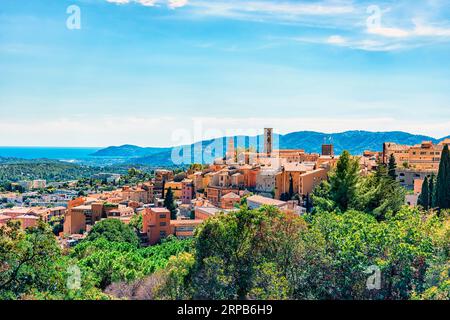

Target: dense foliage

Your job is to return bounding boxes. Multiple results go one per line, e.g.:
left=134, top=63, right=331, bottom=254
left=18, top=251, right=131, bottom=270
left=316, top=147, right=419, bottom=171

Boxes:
left=73, top=236, right=193, bottom=291
left=151, top=206, right=449, bottom=300
left=164, top=187, right=177, bottom=220
left=0, top=160, right=157, bottom=193
left=85, top=219, right=140, bottom=246
left=312, top=151, right=406, bottom=220
left=436, top=145, right=450, bottom=210
left=0, top=159, right=102, bottom=184
left=1, top=148, right=449, bottom=300
left=0, top=219, right=192, bottom=300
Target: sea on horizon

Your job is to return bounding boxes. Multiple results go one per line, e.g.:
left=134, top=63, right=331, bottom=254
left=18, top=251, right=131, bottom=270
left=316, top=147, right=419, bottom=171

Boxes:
left=0, top=146, right=102, bottom=161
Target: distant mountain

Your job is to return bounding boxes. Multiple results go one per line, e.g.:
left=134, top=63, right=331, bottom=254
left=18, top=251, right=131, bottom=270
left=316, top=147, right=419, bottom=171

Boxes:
left=279, top=131, right=440, bottom=154
left=91, top=131, right=449, bottom=167
left=90, top=144, right=171, bottom=157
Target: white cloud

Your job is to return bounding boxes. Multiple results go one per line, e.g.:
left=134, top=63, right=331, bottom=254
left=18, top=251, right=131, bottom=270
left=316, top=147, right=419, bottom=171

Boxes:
left=138, top=0, right=158, bottom=7
left=292, top=35, right=411, bottom=52
left=367, top=26, right=411, bottom=38
left=327, top=35, right=346, bottom=45
left=367, top=21, right=450, bottom=39
left=413, top=20, right=450, bottom=37
left=0, top=116, right=448, bottom=147
left=106, top=0, right=130, bottom=4
left=103, top=0, right=450, bottom=52
left=185, top=0, right=355, bottom=23
left=168, top=0, right=189, bottom=9
left=105, top=0, right=188, bottom=8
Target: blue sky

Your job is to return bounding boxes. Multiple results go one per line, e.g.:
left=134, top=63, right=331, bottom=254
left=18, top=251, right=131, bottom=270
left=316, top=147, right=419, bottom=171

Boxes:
left=1, top=0, right=450, bottom=147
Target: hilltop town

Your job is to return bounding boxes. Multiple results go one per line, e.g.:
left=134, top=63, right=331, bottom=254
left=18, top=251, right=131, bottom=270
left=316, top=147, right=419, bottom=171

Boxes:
left=1, top=128, right=449, bottom=248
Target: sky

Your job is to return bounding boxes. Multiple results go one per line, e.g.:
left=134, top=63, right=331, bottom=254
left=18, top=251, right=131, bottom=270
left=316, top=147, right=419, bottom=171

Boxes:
left=0, top=0, right=450, bottom=147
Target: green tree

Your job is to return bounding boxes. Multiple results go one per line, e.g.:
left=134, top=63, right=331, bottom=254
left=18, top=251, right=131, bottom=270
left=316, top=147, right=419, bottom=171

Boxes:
left=311, top=180, right=335, bottom=213
left=248, top=262, right=289, bottom=300
left=288, top=173, right=294, bottom=199
left=189, top=206, right=307, bottom=299
left=388, top=153, right=397, bottom=180
left=429, top=173, right=436, bottom=209
left=153, top=252, right=195, bottom=300
left=74, top=237, right=193, bottom=292
left=129, top=213, right=143, bottom=233
left=164, top=187, right=177, bottom=220
left=418, top=176, right=430, bottom=210
left=307, top=207, right=446, bottom=300
left=436, top=144, right=450, bottom=210
left=0, top=221, right=63, bottom=299
left=85, top=219, right=139, bottom=247
left=239, top=192, right=253, bottom=206
left=355, top=163, right=405, bottom=220
left=329, top=151, right=360, bottom=211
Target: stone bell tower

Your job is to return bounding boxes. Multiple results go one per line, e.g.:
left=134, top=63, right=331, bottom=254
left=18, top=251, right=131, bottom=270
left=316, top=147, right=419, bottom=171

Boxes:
left=226, top=137, right=235, bottom=161
left=264, top=128, right=273, bottom=157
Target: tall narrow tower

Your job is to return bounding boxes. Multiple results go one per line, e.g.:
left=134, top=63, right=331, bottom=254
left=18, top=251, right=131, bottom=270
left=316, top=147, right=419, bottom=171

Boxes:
left=264, top=128, right=273, bottom=157
left=226, top=137, right=235, bottom=161
left=321, top=136, right=334, bottom=156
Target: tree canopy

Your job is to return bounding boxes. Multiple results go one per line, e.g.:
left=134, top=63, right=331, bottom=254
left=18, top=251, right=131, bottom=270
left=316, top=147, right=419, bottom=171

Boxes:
left=85, top=219, right=139, bottom=247
left=388, top=153, right=397, bottom=180
left=151, top=206, right=449, bottom=300
left=328, top=150, right=360, bottom=211
left=313, top=153, right=405, bottom=220
left=164, top=187, right=177, bottom=220
left=436, top=144, right=450, bottom=210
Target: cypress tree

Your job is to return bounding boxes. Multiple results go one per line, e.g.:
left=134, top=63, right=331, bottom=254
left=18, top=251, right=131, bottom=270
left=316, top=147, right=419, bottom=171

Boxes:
left=388, top=153, right=397, bottom=180
left=436, top=144, right=450, bottom=209
left=329, top=150, right=360, bottom=211
left=418, top=176, right=429, bottom=210
left=288, top=173, right=294, bottom=200
left=164, top=187, right=177, bottom=219
left=161, top=180, right=166, bottom=199
left=429, top=173, right=436, bottom=209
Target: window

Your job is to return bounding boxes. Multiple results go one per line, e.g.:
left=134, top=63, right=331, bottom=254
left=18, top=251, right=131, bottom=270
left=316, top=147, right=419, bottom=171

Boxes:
left=159, top=214, right=166, bottom=219
left=160, top=222, right=167, bottom=227
left=160, top=231, right=166, bottom=237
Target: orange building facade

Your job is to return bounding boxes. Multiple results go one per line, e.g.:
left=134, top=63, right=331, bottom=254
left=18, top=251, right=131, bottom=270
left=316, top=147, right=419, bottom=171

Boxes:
left=142, top=207, right=203, bottom=244
left=383, top=139, right=450, bottom=171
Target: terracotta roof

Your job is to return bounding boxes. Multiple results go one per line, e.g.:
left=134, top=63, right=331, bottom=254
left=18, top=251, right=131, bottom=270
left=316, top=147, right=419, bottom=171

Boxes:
left=149, top=207, right=170, bottom=213
left=72, top=205, right=92, bottom=211
left=300, top=168, right=326, bottom=177
left=196, top=207, right=222, bottom=216
left=16, top=215, right=39, bottom=220
left=222, top=192, right=240, bottom=199
left=1, top=208, right=31, bottom=215
left=283, top=163, right=314, bottom=172
left=247, top=195, right=286, bottom=207
left=50, top=206, right=66, bottom=211
left=170, top=219, right=203, bottom=226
